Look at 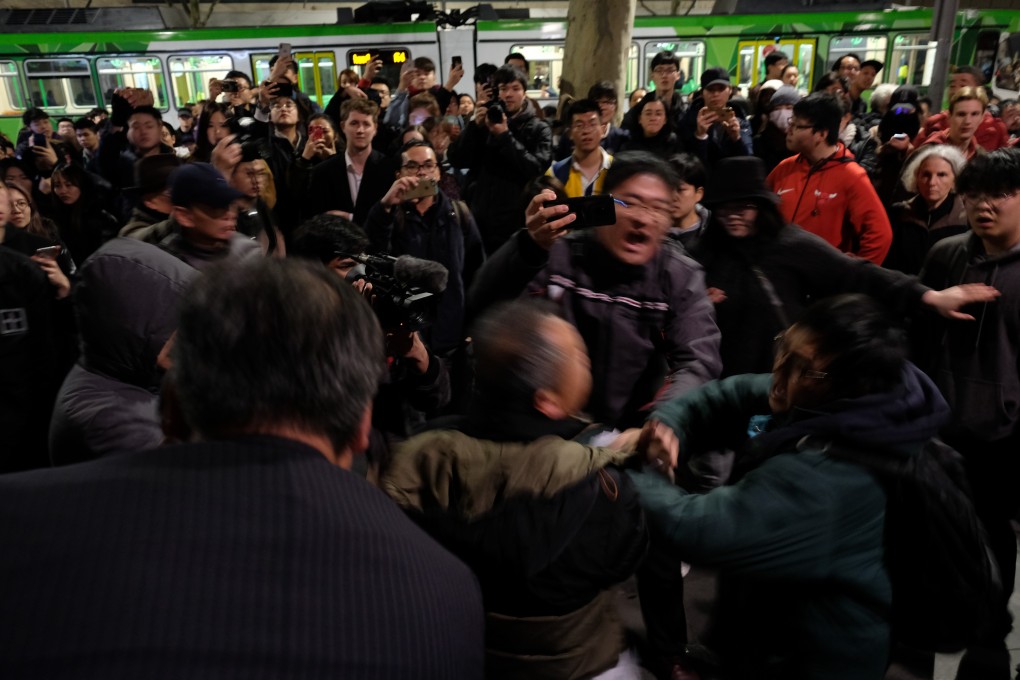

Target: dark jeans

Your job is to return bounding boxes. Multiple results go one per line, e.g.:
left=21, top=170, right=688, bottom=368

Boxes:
left=945, top=434, right=1020, bottom=680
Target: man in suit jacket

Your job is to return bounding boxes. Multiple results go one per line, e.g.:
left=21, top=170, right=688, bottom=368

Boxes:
left=0, top=258, right=485, bottom=679
left=304, top=98, right=391, bottom=227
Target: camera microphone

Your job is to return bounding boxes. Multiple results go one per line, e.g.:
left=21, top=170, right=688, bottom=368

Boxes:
left=393, top=255, right=448, bottom=294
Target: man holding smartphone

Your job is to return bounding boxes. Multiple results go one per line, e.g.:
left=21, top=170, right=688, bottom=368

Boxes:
left=14, top=109, right=67, bottom=181
left=364, top=140, right=485, bottom=357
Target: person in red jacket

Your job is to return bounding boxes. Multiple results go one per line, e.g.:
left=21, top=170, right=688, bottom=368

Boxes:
left=914, top=66, right=1009, bottom=152
left=767, top=92, right=892, bottom=264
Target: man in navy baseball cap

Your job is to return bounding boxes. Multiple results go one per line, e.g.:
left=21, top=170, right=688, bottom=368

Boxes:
left=159, top=162, right=261, bottom=270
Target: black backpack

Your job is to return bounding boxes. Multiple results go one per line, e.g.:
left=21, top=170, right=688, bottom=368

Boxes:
left=828, top=438, right=1001, bottom=653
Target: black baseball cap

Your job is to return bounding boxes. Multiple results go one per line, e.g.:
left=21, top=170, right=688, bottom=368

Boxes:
left=861, top=59, right=884, bottom=73
left=700, top=67, right=731, bottom=89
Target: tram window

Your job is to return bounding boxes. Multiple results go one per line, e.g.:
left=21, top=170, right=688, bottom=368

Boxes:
left=995, top=33, right=1020, bottom=93
left=508, top=44, right=564, bottom=97
left=643, top=41, right=704, bottom=96
left=169, top=55, right=232, bottom=108
left=97, top=57, right=168, bottom=110
left=0, top=61, right=26, bottom=114
left=829, top=36, right=888, bottom=84
left=890, top=34, right=936, bottom=88
left=345, top=48, right=410, bottom=91
left=23, top=59, right=96, bottom=113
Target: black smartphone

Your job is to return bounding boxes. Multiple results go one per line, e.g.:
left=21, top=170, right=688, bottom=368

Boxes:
left=543, top=194, right=617, bottom=229
left=32, top=132, right=47, bottom=147
left=452, top=55, right=462, bottom=69
left=220, top=80, right=239, bottom=93
left=273, top=82, right=294, bottom=99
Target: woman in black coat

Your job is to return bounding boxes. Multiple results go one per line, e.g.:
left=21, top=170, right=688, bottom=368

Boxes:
left=48, top=163, right=119, bottom=267
left=619, top=98, right=681, bottom=158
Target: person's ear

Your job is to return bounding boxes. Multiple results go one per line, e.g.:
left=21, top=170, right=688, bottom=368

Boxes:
left=694, top=186, right=705, bottom=203
left=350, top=404, right=373, bottom=457
left=173, top=206, right=194, bottom=228
left=533, top=387, right=567, bottom=421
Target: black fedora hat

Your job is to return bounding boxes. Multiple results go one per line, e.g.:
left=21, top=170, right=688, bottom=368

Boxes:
left=702, top=157, right=779, bottom=206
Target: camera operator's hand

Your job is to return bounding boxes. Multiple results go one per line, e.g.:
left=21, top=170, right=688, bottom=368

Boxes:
left=525, top=189, right=576, bottom=250
left=259, top=81, right=284, bottom=109
left=696, top=106, right=719, bottom=138
left=398, top=62, right=415, bottom=93
left=473, top=105, right=489, bottom=128
left=31, top=254, right=71, bottom=300
left=386, top=330, right=430, bottom=375
left=381, top=176, right=420, bottom=209
left=350, top=278, right=374, bottom=302
left=364, top=56, right=384, bottom=81
left=208, top=78, right=224, bottom=101
left=210, top=134, right=241, bottom=178
left=486, top=108, right=509, bottom=136
left=343, top=85, right=368, bottom=100
left=31, top=140, right=59, bottom=171
left=444, top=62, right=464, bottom=92
left=301, top=134, right=334, bottom=161
left=723, top=115, right=741, bottom=142
left=269, top=55, right=295, bottom=84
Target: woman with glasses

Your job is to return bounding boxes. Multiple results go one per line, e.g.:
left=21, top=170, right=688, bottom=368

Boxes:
left=6, top=182, right=59, bottom=242
left=691, top=156, right=995, bottom=377
left=885, top=145, right=968, bottom=275
left=0, top=180, right=73, bottom=299
left=619, top=98, right=681, bottom=158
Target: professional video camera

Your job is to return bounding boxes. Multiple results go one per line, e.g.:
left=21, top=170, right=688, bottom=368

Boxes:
left=486, top=98, right=508, bottom=124
left=345, top=253, right=448, bottom=332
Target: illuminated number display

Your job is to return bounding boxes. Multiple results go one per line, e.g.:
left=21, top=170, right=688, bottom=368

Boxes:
left=347, top=49, right=411, bottom=67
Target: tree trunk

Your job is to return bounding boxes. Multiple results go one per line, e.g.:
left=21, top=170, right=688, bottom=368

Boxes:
left=561, top=0, right=637, bottom=123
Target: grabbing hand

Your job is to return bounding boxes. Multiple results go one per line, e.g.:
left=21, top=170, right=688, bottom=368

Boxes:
left=696, top=106, right=719, bottom=138
left=638, top=420, right=679, bottom=481
left=364, top=57, right=384, bottom=81
left=31, top=141, right=59, bottom=170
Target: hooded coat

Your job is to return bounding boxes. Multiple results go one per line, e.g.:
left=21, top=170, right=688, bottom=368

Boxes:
left=49, top=238, right=197, bottom=465
left=629, top=367, right=951, bottom=679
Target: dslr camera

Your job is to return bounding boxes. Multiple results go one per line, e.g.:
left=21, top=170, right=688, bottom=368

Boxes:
left=229, top=116, right=271, bottom=162
left=486, top=98, right=508, bottom=124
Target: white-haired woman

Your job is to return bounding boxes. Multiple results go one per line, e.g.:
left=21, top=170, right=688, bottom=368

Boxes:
left=884, top=144, right=968, bottom=274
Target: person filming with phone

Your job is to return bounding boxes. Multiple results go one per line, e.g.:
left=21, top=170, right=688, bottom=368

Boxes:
left=680, top=67, right=752, bottom=169
left=364, top=140, right=485, bottom=359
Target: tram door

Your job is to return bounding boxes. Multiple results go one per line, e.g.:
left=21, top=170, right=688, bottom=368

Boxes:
left=736, top=39, right=815, bottom=92
left=252, top=51, right=337, bottom=110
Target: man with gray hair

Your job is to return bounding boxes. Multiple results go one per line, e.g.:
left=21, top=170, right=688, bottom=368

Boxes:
left=0, top=258, right=484, bottom=679
left=383, top=300, right=649, bottom=680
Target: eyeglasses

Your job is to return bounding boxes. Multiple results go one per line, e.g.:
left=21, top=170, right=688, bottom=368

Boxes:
left=402, top=161, right=438, bottom=172
left=653, top=66, right=679, bottom=76
left=962, top=191, right=1018, bottom=206
left=9, top=200, right=29, bottom=212
left=613, top=196, right=671, bottom=220
left=271, top=100, right=296, bottom=110
left=572, top=120, right=602, bottom=131
left=789, top=123, right=815, bottom=131
left=773, top=332, right=828, bottom=381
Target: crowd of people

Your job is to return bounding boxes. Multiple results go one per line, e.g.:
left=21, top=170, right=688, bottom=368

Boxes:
left=1, top=44, right=1019, bottom=680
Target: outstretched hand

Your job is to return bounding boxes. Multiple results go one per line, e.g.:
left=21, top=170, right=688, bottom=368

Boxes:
left=638, top=420, right=679, bottom=481
left=922, top=283, right=1000, bottom=321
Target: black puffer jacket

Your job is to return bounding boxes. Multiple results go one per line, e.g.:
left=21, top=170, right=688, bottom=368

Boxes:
left=447, top=99, right=552, bottom=254
left=49, top=238, right=197, bottom=465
